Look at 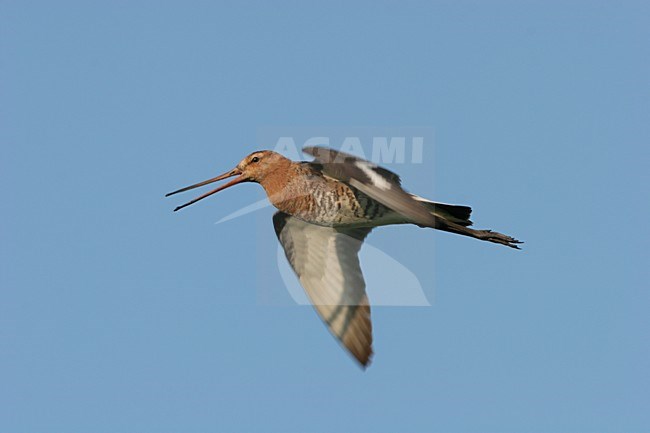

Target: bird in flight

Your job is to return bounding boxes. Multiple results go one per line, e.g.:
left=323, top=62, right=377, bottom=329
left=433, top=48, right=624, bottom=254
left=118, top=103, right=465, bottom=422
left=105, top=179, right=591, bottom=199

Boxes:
left=166, top=147, right=521, bottom=367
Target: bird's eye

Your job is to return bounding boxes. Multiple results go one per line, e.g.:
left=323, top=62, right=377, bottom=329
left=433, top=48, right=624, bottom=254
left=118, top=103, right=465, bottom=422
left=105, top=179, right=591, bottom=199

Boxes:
left=251, top=156, right=260, bottom=163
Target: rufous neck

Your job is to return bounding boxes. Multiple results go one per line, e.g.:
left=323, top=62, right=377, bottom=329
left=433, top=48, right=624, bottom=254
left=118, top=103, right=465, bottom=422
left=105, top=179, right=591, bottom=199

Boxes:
left=258, top=158, right=293, bottom=197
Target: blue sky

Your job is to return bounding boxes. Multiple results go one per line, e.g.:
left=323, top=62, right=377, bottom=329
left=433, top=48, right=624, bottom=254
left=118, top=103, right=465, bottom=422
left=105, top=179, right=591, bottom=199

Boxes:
left=2, top=1, right=649, bottom=432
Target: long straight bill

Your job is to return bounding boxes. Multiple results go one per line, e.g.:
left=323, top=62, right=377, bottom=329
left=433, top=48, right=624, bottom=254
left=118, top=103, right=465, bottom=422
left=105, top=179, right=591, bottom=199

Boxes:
left=166, top=168, right=245, bottom=211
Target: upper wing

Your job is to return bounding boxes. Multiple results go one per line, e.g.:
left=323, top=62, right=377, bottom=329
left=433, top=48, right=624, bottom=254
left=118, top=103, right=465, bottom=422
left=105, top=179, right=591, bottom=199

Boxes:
left=303, top=146, right=437, bottom=227
left=273, top=211, right=373, bottom=367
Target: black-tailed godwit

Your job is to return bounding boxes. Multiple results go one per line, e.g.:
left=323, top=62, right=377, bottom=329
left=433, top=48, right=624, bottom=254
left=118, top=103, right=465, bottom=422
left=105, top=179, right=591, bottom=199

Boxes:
left=166, top=146, right=521, bottom=367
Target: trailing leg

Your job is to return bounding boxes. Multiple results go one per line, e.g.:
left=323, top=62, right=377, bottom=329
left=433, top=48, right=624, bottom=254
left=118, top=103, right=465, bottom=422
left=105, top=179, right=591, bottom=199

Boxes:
left=433, top=219, right=522, bottom=249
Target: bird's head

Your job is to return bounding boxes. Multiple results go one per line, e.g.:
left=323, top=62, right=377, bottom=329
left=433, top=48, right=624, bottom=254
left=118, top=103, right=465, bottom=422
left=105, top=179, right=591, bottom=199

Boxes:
left=234, top=150, right=290, bottom=182
left=166, top=150, right=290, bottom=211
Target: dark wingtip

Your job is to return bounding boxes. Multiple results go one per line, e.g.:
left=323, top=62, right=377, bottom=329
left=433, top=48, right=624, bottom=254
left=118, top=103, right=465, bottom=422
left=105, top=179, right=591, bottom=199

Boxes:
left=358, top=357, right=372, bottom=370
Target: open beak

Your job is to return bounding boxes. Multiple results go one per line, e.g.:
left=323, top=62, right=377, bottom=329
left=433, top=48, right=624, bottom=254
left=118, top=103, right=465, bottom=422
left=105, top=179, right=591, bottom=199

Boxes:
left=165, top=168, right=245, bottom=212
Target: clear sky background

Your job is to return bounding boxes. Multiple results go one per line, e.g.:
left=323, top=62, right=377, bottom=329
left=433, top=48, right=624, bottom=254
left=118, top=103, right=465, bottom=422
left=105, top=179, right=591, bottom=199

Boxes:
left=2, top=1, right=649, bottom=432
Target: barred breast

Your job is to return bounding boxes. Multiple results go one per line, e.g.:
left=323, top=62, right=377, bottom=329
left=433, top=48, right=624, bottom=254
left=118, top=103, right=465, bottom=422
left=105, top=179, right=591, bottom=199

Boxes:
left=269, top=170, right=401, bottom=228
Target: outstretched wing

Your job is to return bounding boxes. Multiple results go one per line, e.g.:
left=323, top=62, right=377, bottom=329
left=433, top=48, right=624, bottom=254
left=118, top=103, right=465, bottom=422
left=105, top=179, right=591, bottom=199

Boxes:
left=273, top=211, right=373, bottom=367
left=303, top=146, right=437, bottom=227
